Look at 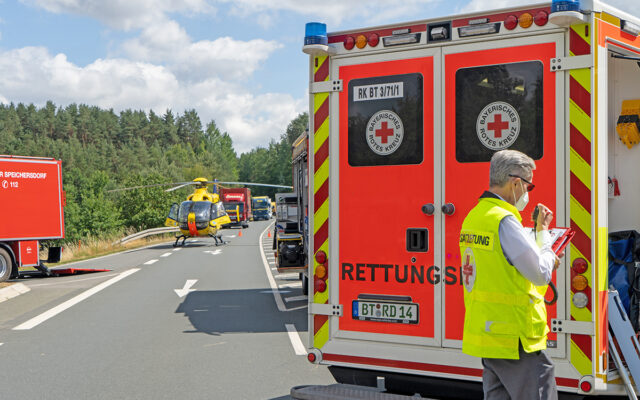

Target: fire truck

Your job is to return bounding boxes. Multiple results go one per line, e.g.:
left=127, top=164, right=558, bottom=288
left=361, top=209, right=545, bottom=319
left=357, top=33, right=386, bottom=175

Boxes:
left=273, top=131, right=310, bottom=293
left=220, top=187, right=251, bottom=228
left=296, top=0, right=640, bottom=397
left=0, top=156, right=64, bottom=282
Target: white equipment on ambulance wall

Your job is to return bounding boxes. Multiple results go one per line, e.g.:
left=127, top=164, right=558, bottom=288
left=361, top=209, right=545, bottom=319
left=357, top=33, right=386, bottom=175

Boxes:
left=293, top=0, right=640, bottom=398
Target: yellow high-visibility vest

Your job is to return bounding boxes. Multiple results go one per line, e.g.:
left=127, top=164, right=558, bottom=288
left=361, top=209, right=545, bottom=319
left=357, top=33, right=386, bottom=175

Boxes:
left=459, top=196, right=548, bottom=359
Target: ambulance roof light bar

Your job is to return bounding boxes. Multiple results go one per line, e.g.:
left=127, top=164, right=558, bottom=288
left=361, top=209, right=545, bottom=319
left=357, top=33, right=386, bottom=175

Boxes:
left=549, top=0, right=587, bottom=27
left=303, top=22, right=336, bottom=55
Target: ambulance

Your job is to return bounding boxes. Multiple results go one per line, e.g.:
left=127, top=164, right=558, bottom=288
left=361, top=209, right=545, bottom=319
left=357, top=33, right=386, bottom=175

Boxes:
left=301, top=0, right=640, bottom=397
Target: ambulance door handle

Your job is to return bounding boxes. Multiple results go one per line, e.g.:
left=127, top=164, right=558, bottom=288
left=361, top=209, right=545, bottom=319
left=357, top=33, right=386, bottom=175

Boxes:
left=421, top=203, right=435, bottom=216
left=441, top=203, right=455, bottom=216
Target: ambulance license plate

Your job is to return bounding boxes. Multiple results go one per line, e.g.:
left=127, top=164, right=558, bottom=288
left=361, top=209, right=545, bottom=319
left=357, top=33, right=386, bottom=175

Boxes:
left=352, top=300, right=418, bottom=324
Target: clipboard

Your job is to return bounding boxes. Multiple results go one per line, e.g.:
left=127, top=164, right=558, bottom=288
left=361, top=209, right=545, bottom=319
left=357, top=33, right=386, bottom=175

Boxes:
left=526, top=227, right=575, bottom=255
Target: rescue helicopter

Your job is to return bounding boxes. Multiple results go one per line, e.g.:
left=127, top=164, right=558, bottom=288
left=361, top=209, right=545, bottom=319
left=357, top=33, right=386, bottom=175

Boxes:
left=109, top=178, right=292, bottom=247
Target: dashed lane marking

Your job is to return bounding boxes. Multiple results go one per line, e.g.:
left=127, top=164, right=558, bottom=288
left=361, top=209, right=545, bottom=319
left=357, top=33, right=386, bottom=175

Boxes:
left=172, top=248, right=181, bottom=252
left=144, top=259, right=158, bottom=265
left=279, top=282, right=302, bottom=289
left=160, top=252, right=172, bottom=257
left=13, top=268, right=140, bottom=331
left=285, top=295, right=308, bottom=303
left=277, top=272, right=299, bottom=278
left=285, top=324, right=307, bottom=355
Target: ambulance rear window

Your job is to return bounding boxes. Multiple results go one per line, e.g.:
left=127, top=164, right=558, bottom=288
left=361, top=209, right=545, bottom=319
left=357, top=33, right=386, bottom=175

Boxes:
left=347, top=73, right=423, bottom=166
left=455, top=61, right=543, bottom=163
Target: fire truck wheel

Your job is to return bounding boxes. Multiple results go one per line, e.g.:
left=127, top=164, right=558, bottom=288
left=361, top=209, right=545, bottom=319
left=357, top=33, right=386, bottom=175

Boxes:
left=0, top=247, right=13, bottom=283
left=302, top=274, right=308, bottom=296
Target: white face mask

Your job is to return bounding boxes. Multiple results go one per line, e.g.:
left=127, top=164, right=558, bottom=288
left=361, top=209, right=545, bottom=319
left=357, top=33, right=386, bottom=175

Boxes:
left=513, top=181, right=529, bottom=211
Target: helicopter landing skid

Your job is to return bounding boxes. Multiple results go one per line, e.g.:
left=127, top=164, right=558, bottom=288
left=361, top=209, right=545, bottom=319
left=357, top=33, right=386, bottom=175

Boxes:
left=210, top=234, right=227, bottom=246
left=173, top=235, right=187, bottom=247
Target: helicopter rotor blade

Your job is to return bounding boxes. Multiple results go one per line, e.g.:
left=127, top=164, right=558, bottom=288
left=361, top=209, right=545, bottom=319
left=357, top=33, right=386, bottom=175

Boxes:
left=107, top=182, right=191, bottom=193
left=165, top=182, right=199, bottom=192
left=217, top=181, right=293, bottom=189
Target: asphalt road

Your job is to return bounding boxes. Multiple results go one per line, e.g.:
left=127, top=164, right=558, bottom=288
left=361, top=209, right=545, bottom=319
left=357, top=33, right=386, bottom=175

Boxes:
left=0, top=220, right=334, bottom=399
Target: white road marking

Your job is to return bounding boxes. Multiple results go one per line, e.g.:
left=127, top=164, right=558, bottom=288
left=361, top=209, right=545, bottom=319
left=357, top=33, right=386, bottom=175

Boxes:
left=28, top=273, right=120, bottom=287
left=13, top=269, right=140, bottom=331
left=174, top=279, right=198, bottom=298
left=0, top=343, right=3, bottom=347
left=258, top=223, right=287, bottom=312
left=144, top=259, right=158, bottom=265
left=285, top=295, right=308, bottom=303
left=285, top=324, right=307, bottom=355
left=172, top=248, right=181, bottom=252
left=203, top=249, right=222, bottom=255
left=279, top=282, right=302, bottom=288
left=260, top=289, right=291, bottom=294
left=271, top=267, right=278, bottom=271
left=277, top=272, right=299, bottom=278
left=160, top=252, right=172, bottom=257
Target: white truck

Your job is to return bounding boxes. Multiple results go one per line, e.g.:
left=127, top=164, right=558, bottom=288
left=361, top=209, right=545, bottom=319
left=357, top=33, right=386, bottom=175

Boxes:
left=295, top=0, right=640, bottom=397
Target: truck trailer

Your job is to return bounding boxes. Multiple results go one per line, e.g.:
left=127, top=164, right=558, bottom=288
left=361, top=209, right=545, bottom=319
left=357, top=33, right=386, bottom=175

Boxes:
left=0, top=155, right=64, bottom=282
left=297, top=0, right=640, bottom=397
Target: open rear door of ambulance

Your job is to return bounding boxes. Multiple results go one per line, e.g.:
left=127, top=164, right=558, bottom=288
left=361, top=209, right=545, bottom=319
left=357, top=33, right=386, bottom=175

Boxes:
left=441, top=34, right=566, bottom=359
left=327, top=47, right=442, bottom=359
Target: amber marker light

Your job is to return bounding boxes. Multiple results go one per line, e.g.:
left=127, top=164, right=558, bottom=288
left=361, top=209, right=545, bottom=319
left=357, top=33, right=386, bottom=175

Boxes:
left=355, top=34, right=367, bottom=49
left=316, top=264, right=327, bottom=279
left=572, top=275, right=589, bottom=291
left=519, top=12, right=534, bottom=28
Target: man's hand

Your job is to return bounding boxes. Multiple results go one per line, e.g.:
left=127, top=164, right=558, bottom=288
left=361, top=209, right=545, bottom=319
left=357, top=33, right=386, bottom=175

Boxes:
left=536, top=203, right=553, bottom=231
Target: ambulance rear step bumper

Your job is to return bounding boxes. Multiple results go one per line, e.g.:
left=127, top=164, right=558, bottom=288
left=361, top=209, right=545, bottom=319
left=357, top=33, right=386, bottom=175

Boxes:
left=290, top=384, right=428, bottom=400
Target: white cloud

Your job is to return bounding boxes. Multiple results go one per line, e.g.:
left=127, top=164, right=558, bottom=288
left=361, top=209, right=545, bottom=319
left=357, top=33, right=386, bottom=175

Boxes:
left=221, top=0, right=441, bottom=26
left=0, top=46, right=303, bottom=153
left=20, top=0, right=214, bottom=30
left=121, top=20, right=282, bottom=82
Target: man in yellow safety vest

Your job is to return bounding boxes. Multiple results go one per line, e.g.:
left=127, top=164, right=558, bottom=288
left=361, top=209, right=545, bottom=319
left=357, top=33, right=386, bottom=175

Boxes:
left=459, top=149, right=561, bottom=400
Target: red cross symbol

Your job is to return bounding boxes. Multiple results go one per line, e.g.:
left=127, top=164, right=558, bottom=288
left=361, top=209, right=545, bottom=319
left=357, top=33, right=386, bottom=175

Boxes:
left=462, top=254, right=474, bottom=286
left=487, top=114, right=509, bottom=138
left=375, top=122, right=394, bottom=144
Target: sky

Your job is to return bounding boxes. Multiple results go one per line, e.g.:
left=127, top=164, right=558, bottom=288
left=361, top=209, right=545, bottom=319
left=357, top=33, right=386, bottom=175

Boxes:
left=0, top=0, right=636, bottom=153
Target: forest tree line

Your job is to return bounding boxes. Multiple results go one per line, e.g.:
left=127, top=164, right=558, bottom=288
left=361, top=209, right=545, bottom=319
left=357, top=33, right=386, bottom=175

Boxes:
left=0, top=101, right=308, bottom=242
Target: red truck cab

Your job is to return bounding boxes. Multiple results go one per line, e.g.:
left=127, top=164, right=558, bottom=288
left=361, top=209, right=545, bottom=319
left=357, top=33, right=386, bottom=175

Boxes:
left=220, top=187, right=252, bottom=229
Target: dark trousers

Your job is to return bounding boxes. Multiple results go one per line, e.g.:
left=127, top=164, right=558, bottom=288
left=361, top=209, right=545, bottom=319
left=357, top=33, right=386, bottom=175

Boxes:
left=481, top=343, right=558, bottom=400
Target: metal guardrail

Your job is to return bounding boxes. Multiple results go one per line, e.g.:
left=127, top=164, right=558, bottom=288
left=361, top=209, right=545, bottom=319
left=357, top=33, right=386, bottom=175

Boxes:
left=115, top=227, right=180, bottom=245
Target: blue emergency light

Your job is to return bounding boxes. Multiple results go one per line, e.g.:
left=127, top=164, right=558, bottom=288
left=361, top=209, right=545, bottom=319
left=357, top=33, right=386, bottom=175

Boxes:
left=551, top=0, right=581, bottom=13
left=304, top=22, right=328, bottom=46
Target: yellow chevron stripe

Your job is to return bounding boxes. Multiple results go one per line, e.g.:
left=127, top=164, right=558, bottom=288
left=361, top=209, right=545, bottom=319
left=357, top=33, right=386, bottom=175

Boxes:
left=314, top=92, right=329, bottom=114
left=598, top=227, right=608, bottom=291
left=314, top=315, right=330, bottom=348
left=570, top=196, right=592, bottom=240
left=571, top=23, right=591, bottom=46
left=569, top=101, right=592, bottom=141
left=314, top=199, right=329, bottom=234
left=571, top=339, right=593, bottom=375
left=570, top=68, right=591, bottom=93
left=314, top=159, right=329, bottom=193
left=569, top=149, right=592, bottom=190
left=314, top=55, right=328, bottom=74
left=314, top=118, right=329, bottom=153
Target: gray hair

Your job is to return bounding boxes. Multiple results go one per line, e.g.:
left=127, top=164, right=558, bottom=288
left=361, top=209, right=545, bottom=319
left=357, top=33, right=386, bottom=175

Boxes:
left=489, top=150, right=536, bottom=187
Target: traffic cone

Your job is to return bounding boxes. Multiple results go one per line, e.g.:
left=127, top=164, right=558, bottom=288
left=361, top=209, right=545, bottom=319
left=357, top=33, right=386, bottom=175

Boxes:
left=238, top=230, right=243, bottom=237
left=268, top=231, right=271, bottom=238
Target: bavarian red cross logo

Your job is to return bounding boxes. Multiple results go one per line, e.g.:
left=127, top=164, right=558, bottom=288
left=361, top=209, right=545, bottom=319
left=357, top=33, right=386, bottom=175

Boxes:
left=366, top=110, right=404, bottom=156
left=462, top=247, right=476, bottom=293
left=476, top=101, right=520, bottom=151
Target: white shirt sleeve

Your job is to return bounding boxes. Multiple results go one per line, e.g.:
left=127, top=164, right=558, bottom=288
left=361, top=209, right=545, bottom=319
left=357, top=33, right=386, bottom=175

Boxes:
left=498, top=215, right=557, bottom=286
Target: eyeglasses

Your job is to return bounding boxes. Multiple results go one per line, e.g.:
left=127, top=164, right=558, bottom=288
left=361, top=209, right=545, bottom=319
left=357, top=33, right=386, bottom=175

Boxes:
left=508, top=174, right=535, bottom=192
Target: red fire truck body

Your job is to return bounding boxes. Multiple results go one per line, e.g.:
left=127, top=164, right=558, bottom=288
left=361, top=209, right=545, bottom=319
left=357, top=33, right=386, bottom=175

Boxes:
left=0, top=155, right=65, bottom=281
left=220, top=187, right=252, bottom=228
left=301, top=0, right=640, bottom=397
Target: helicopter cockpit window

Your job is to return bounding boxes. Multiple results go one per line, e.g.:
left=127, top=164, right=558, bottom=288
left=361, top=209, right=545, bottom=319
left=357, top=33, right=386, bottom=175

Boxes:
left=192, top=202, right=211, bottom=221
left=178, top=201, right=193, bottom=224
left=455, top=61, right=543, bottom=163
left=211, top=202, right=226, bottom=219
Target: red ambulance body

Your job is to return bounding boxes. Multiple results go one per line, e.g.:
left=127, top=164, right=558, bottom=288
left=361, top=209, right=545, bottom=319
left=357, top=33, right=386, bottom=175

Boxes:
left=301, top=1, right=640, bottom=397
left=220, top=187, right=252, bottom=228
left=0, top=155, right=65, bottom=282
